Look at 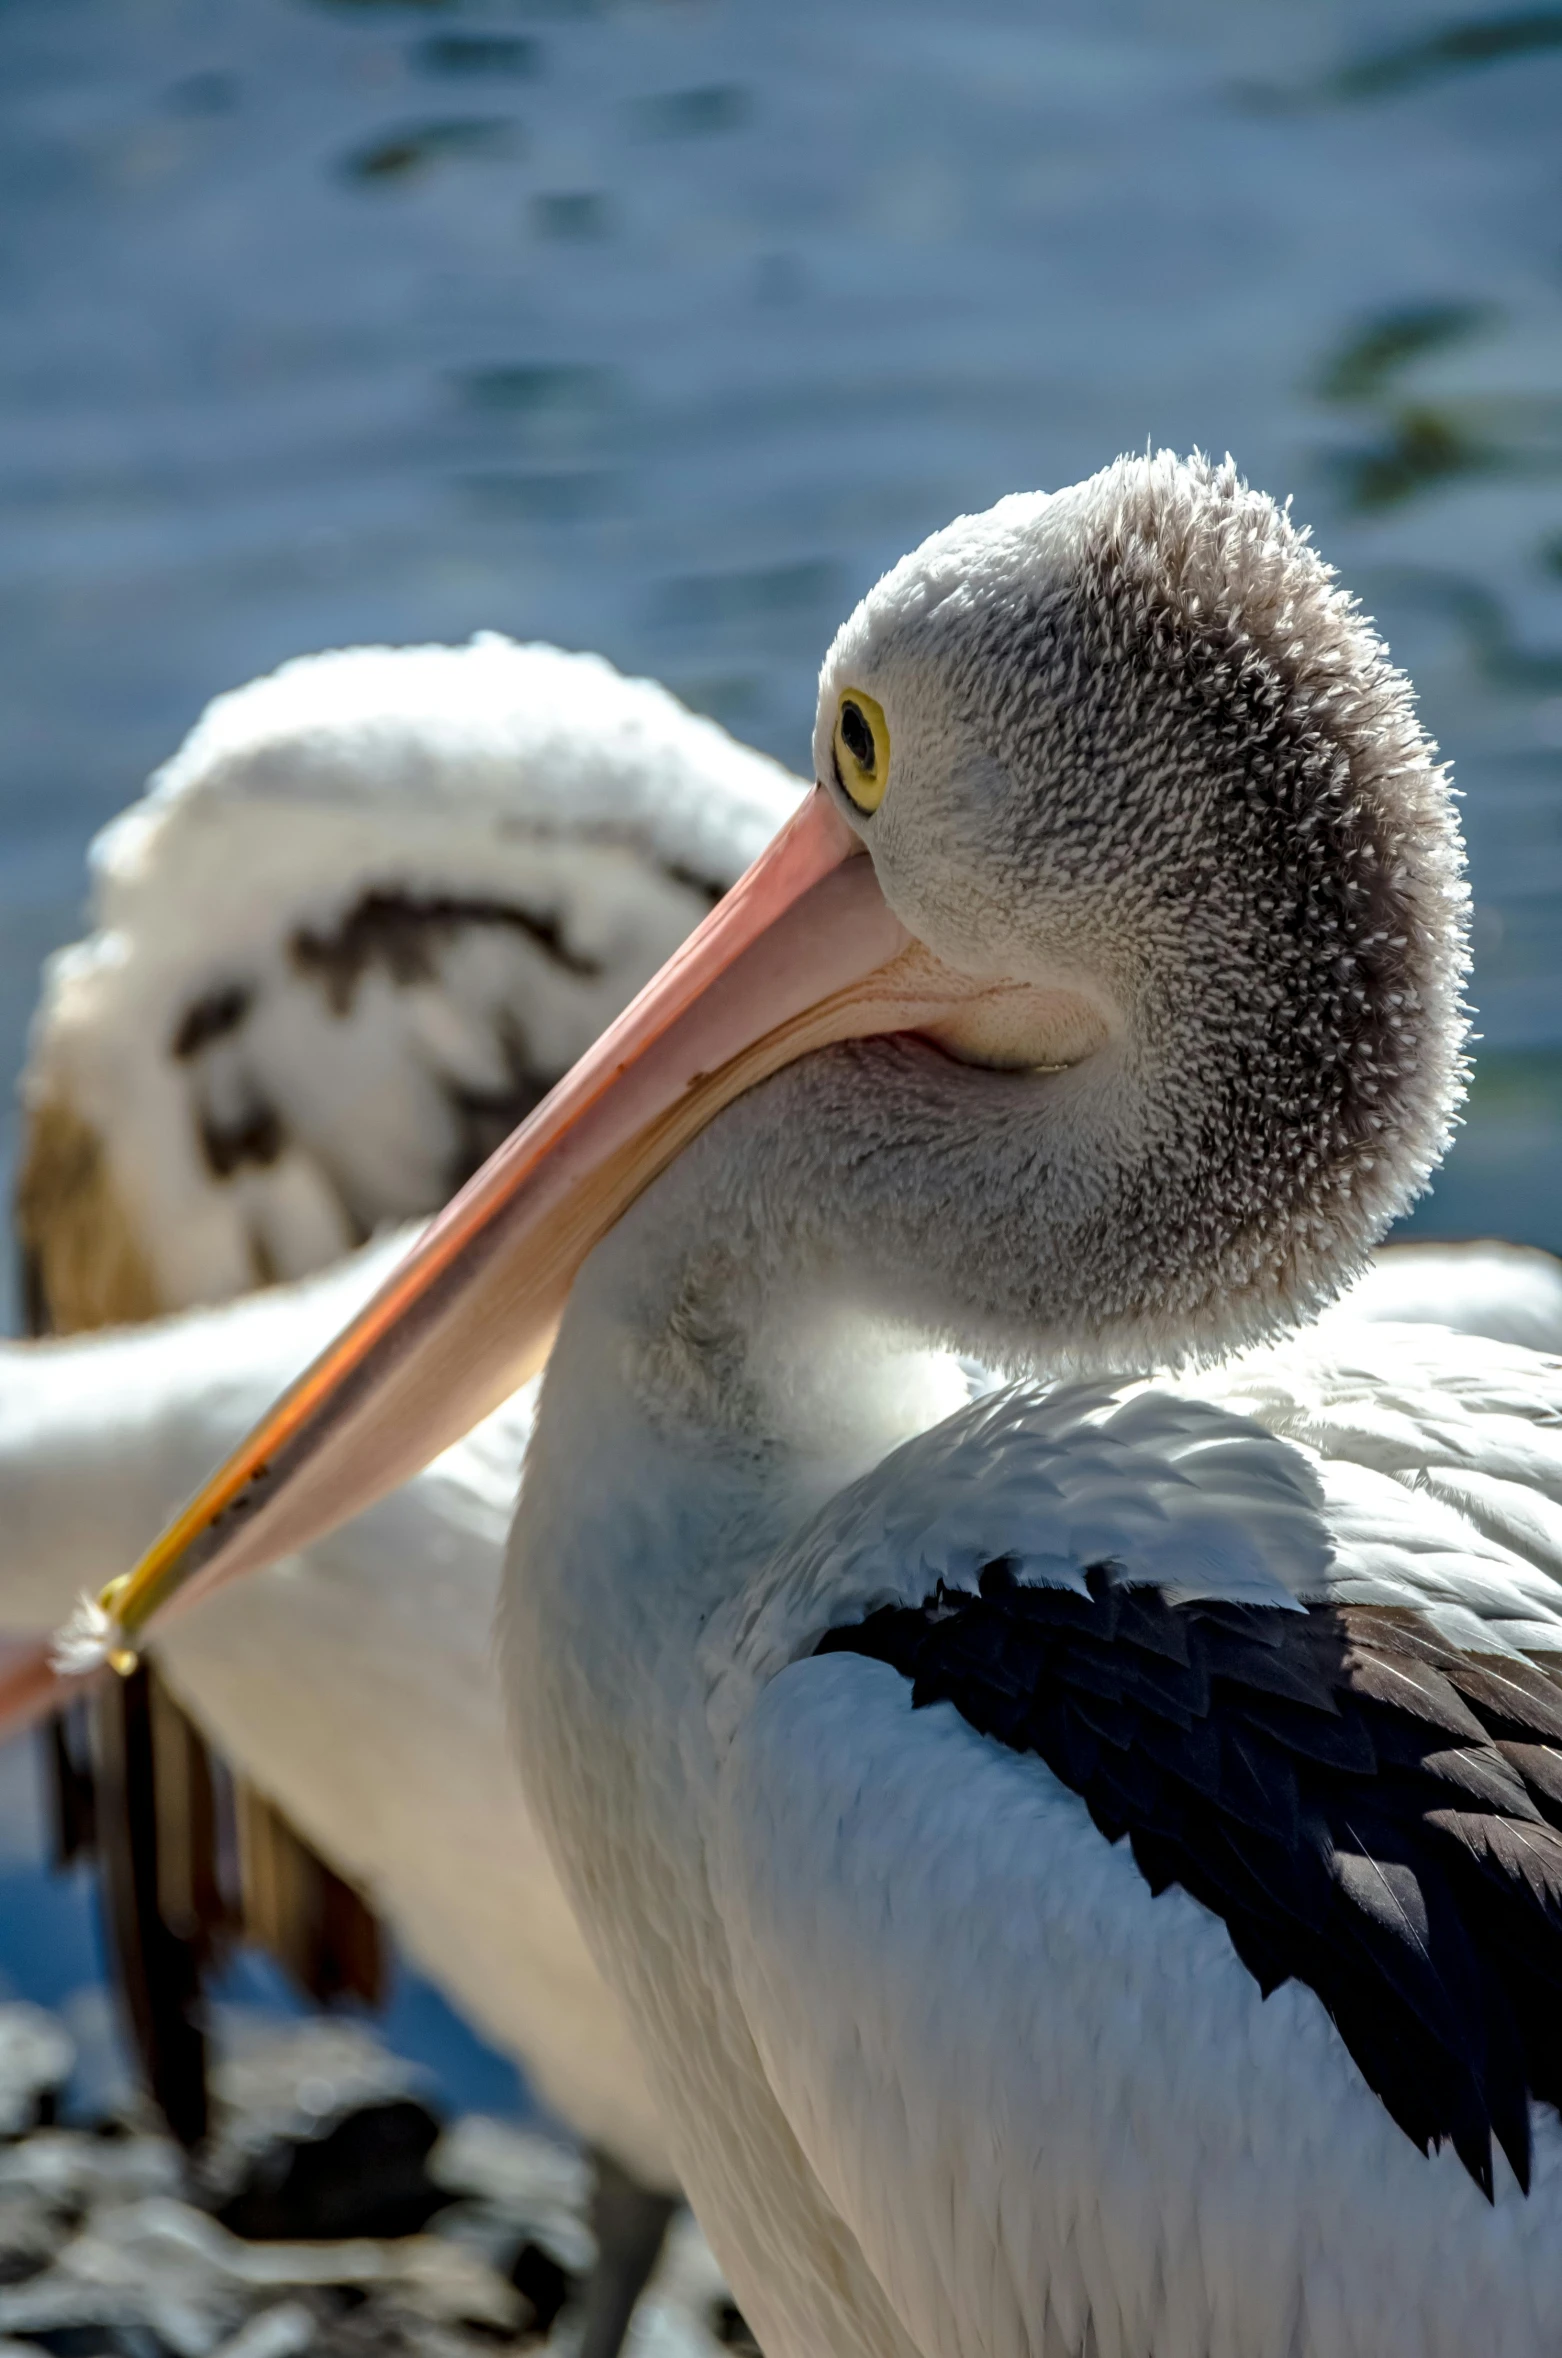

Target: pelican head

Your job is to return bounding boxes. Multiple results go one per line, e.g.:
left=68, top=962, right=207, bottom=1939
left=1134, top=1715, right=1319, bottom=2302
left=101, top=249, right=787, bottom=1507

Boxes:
left=82, top=452, right=1470, bottom=1665
left=773, top=449, right=1469, bottom=1366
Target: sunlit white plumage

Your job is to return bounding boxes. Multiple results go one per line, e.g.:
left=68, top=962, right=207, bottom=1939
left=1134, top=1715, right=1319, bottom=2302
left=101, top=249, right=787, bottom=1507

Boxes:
left=5, top=639, right=802, bottom=2254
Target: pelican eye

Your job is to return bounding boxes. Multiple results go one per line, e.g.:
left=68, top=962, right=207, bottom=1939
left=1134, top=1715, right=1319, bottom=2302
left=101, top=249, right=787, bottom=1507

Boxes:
left=832, top=691, right=890, bottom=816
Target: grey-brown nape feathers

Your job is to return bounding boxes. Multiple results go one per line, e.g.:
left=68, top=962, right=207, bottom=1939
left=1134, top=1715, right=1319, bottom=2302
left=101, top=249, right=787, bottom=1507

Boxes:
left=1075, top=450, right=1470, bottom=1325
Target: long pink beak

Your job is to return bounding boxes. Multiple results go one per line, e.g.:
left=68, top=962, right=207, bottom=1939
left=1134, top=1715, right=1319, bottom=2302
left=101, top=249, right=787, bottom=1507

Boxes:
left=13, top=789, right=988, bottom=1723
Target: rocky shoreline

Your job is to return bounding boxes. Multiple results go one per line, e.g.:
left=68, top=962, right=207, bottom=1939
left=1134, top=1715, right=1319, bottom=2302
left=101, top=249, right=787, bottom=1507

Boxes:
left=0, top=2005, right=739, bottom=2358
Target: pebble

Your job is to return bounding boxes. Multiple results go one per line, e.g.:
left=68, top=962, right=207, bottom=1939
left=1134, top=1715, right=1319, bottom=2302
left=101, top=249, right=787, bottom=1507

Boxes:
left=0, top=2011, right=73, bottom=2140
left=0, top=2004, right=740, bottom=2358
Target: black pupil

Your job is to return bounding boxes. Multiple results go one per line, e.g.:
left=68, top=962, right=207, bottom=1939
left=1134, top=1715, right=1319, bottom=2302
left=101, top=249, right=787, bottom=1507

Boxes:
left=839, top=701, right=875, bottom=771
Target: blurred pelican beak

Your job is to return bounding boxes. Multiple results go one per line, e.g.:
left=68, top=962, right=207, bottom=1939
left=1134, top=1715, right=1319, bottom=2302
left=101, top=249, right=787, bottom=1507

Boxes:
left=55, top=788, right=984, bottom=1680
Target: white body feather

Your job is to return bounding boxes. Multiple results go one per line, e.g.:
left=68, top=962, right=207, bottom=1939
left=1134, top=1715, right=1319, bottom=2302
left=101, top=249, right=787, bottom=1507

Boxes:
left=505, top=1189, right=1562, bottom=2358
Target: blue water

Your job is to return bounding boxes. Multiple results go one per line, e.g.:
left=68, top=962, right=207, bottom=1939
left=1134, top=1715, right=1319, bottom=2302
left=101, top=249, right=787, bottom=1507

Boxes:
left=3, top=0, right=1562, bottom=2111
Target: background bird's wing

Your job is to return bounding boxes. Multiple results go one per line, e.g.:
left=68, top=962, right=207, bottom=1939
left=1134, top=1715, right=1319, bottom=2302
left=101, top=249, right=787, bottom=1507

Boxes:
left=17, top=637, right=802, bottom=1327
left=703, top=1360, right=1562, bottom=2357
left=16, top=809, right=729, bottom=1329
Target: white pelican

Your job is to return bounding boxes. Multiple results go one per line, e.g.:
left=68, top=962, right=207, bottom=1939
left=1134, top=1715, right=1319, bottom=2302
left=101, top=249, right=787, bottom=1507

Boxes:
left=43, top=453, right=1562, bottom=2356
left=7, top=632, right=801, bottom=2354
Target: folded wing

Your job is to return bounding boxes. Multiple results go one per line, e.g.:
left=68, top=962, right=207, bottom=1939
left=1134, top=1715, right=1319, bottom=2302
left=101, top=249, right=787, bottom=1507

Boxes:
left=706, top=1355, right=1562, bottom=2358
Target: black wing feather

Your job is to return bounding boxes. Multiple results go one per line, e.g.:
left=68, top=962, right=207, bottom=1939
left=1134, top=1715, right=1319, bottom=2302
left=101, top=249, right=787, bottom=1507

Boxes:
left=818, top=1569, right=1562, bottom=2199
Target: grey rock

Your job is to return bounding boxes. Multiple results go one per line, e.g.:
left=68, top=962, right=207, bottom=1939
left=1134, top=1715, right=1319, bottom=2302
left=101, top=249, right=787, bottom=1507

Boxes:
left=0, top=2123, right=183, bottom=2207
left=0, top=2006, right=738, bottom=2358
left=0, top=2195, right=520, bottom=2351
left=205, top=2017, right=424, bottom=2177
left=210, top=2300, right=317, bottom=2358
left=0, top=2184, right=63, bottom=2284
left=0, top=2001, right=75, bottom=2134
left=431, top=2117, right=592, bottom=2273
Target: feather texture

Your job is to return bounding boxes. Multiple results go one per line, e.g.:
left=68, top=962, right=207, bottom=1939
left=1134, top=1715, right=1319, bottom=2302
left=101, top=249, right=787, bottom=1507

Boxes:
left=18, top=635, right=802, bottom=1324
left=819, top=1567, right=1562, bottom=2197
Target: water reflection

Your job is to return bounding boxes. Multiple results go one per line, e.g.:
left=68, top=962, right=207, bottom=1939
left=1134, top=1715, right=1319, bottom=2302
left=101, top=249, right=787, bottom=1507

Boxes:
left=629, top=85, right=753, bottom=139
left=1317, top=303, right=1494, bottom=407
left=455, top=363, right=623, bottom=427
left=531, top=189, right=612, bottom=238
left=458, top=469, right=621, bottom=520
left=414, top=33, right=543, bottom=77
left=651, top=561, right=845, bottom=633
left=342, top=116, right=520, bottom=181
left=1319, top=9, right=1562, bottom=102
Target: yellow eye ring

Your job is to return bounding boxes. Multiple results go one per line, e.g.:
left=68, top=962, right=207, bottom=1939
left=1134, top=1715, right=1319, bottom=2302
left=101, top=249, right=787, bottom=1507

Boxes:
left=832, top=690, right=890, bottom=815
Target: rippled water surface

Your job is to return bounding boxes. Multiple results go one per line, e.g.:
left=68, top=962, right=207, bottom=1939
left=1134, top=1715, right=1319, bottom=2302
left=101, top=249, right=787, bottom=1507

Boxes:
left=4, top=0, right=1562, bottom=2089
left=6, top=0, right=1562, bottom=1252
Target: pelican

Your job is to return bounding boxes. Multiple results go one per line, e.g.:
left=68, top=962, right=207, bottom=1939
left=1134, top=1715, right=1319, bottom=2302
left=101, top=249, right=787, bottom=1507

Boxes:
left=7, top=631, right=801, bottom=2355
left=43, top=453, right=1562, bottom=2356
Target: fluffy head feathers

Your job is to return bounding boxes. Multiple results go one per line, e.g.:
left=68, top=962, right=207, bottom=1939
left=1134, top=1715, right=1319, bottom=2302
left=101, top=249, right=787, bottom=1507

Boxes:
left=804, top=452, right=1469, bottom=1361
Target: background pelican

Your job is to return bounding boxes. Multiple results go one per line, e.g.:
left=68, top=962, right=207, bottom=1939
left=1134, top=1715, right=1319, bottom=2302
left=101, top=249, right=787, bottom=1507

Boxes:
left=7, top=631, right=801, bottom=2355
left=97, top=455, right=1562, bottom=2357
left=19, top=630, right=798, bottom=1326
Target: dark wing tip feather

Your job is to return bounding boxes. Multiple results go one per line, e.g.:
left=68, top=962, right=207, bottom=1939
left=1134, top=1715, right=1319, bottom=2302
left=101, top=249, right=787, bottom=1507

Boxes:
left=67, top=1665, right=386, bottom=2150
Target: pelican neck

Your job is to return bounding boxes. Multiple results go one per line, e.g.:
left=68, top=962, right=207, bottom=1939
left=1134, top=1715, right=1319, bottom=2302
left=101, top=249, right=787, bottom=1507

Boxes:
left=516, top=1082, right=970, bottom=1620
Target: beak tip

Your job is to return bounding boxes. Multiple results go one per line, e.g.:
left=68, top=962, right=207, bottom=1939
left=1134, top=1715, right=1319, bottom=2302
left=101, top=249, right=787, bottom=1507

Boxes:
left=50, top=1590, right=122, bottom=1680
